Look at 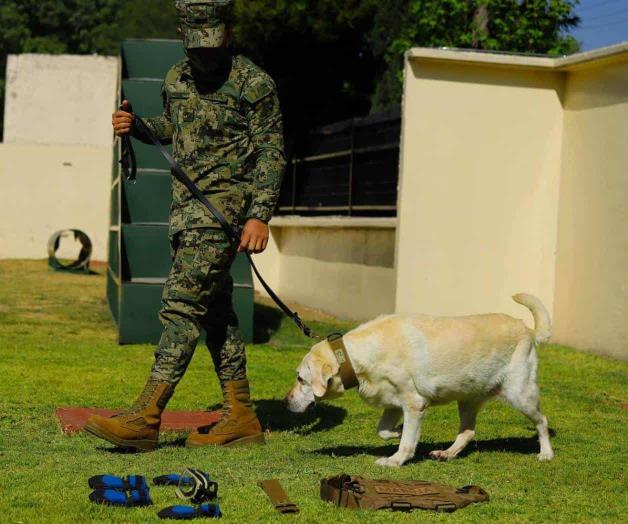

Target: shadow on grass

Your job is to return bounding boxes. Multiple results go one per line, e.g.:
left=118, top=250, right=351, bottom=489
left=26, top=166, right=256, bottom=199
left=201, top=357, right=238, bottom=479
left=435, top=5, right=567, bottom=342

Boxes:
left=255, top=399, right=347, bottom=435
left=311, top=432, right=556, bottom=463
left=253, top=302, right=283, bottom=344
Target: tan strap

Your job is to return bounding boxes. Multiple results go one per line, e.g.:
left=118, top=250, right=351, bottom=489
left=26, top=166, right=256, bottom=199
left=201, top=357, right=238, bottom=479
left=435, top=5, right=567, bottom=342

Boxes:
left=258, top=479, right=299, bottom=514
left=327, top=335, right=359, bottom=390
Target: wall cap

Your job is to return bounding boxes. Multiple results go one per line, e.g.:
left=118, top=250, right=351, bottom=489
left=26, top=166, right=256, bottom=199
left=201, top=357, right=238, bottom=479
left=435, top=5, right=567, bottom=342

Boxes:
left=270, top=216, right=397, bottom=229
left=406, top=41, right=628, bottom=72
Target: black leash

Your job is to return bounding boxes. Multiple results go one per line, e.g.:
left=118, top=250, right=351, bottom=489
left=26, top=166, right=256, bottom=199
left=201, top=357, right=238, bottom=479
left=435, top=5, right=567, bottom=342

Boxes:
left=120, top=114, right=319, bottom=340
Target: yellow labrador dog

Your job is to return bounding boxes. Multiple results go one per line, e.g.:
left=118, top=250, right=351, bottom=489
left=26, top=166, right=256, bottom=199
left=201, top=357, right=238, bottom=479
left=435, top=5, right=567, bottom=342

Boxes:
left=285, top=294, right=554, bottom=467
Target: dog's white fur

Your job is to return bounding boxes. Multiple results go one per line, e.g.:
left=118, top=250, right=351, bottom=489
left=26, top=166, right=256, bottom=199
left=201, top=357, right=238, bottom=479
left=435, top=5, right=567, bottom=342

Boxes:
left=285, top=293, right=554, bottom=467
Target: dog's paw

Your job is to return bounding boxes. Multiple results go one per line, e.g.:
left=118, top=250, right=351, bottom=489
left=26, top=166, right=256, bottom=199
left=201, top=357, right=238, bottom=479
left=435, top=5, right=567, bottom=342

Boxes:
left=537, top=451, right=554, bottom=461
left=429, top=449, right=454, bottom=461
left=378, top=429, right=402, bottom=441
left=375, top=456, right=402, bottom=468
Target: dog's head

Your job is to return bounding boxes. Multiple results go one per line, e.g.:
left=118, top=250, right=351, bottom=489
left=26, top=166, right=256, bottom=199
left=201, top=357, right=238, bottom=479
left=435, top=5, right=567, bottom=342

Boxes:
left=284, top=339, right=345, bottom=412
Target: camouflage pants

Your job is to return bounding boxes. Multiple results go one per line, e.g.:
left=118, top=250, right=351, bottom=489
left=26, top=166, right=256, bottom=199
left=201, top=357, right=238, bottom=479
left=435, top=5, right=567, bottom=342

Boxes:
left=149, top=228, right=247, bottom=386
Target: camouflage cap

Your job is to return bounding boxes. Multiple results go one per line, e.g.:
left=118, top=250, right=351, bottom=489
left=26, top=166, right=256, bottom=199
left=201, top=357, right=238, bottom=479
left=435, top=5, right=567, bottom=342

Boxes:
left=175, top=0, right=234, bottom=49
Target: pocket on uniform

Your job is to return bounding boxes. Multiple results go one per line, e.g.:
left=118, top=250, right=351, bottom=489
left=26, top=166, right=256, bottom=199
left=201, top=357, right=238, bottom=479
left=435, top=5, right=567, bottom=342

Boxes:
left=163, top=231, right=215, bottom=303
left=169, top=93, right=192, bottom=124
left=198, top=94, right=245, bottom=134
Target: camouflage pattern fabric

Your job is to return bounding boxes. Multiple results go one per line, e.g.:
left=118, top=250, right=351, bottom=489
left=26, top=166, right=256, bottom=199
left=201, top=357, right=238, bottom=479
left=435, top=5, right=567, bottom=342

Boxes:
left=175, top=0, right=234, bottom=49
left=133, top=53, right=286, bottom=236
left=149, top=228, right=247, bottom=385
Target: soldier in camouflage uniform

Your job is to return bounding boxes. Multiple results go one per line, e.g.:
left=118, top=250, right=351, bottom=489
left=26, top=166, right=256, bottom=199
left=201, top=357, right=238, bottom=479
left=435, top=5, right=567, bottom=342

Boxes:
left=85, top=0, right=286, bottom=451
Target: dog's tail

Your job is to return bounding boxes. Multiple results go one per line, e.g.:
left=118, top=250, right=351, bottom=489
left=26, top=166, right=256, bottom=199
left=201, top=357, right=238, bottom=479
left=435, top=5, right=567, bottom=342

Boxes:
left=512, top=293, right=552, bottom=344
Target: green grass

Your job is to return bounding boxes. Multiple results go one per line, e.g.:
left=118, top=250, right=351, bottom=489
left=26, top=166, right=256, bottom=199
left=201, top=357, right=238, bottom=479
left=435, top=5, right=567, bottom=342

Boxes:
left=0, top=260, right=626, bottom=523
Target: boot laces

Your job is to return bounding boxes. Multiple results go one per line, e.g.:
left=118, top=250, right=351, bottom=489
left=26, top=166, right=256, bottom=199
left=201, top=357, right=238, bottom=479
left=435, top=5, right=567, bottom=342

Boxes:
left=113, top=380, right=160, bottom=418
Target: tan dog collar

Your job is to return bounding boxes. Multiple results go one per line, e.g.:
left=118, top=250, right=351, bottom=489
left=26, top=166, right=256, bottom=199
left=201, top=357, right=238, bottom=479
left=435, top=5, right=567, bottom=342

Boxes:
left=328, top=334, right=359, bottom=390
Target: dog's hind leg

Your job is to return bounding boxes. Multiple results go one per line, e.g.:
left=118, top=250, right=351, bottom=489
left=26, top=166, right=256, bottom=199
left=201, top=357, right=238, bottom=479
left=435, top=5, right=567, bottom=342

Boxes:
left=501, top=347, right=554, bottom=461
left=377, top=408, right=402, bottom=440
left=375, top=396, right=426, bottom=467
left=429, top=400, right=481, bottom=461
left=504, top=385, right=554, bottom=461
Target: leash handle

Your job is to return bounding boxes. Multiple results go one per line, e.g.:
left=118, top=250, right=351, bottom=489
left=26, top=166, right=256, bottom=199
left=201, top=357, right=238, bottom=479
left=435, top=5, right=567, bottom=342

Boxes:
left=118, top=104, right=137, bottom=184
left=122, top=114, right=320, bottom=340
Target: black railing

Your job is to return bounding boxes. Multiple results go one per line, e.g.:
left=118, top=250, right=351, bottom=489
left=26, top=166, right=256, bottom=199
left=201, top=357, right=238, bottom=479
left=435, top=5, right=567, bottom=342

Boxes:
left=277, top=109, right=401, bottom=216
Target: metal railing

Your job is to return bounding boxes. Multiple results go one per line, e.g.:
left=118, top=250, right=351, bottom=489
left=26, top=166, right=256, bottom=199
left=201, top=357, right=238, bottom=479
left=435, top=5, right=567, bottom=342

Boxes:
left=277, top=109, right=401, bottom=217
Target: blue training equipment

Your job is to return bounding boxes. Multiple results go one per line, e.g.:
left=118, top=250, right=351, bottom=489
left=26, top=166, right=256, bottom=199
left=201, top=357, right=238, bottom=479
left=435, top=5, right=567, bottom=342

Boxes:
left=153, top=474, right=194, bottom=487
left=89, top=489, right=153, bottom=507
left=158, top=503, right=222, bottom=520
left=88, top=474, right=147, bottom=491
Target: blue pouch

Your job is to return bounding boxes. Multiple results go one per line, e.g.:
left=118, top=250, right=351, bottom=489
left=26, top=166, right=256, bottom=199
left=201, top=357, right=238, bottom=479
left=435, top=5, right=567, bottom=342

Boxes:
left=89, top=489, right=153, bottom=507
left=88, top=474, right=147, bottom=491
left=158, top=503, right=222, bottom=520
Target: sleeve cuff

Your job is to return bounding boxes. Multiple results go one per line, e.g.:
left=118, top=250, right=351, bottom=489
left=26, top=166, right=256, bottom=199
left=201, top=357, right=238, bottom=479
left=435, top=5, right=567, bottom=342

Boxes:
left=246, top=203, right=274, bottom=224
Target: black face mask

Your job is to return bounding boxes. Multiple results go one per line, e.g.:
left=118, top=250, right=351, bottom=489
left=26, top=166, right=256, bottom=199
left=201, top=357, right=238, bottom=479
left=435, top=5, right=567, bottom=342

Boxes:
left=185, top=47, right=230, bottom=78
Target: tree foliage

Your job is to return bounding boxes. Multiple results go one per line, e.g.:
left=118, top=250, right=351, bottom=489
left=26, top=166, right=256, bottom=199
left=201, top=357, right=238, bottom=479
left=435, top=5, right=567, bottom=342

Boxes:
left=0, top=0, right=581, bottom=139
left=231, top=0, right=379, bottom=138
left=370, top=0, right=580, bottom=111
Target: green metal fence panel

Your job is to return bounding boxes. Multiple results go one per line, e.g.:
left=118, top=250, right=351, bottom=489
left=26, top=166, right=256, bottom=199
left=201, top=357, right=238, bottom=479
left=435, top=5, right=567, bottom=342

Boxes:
left=108, top=39, right=255, bottom=345
left=107, top=271, right=120, bottom=324
left=122, top=174, right=171, bottom=224
left=122, top=39, right=185, bottom=79
left=117, top=280, right=253, bottom=345
left=122, top=79, right=164, bottom=115
left=121, top=224, right=171, bottom=280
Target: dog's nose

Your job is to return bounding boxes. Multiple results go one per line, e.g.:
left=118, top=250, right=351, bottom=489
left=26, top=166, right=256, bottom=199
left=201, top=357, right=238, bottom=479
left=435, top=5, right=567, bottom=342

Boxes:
left=306, top=401, right=315, bottom=412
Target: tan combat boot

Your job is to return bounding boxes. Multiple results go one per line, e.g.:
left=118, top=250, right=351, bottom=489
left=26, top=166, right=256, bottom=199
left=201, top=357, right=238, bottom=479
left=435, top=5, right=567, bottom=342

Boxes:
left=84, top=380, right=174, bottom=451
left=185, top=379, right=265, bottom=447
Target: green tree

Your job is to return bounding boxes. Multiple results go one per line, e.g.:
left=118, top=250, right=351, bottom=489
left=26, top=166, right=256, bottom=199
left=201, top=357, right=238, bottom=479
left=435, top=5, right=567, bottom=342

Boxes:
left=1, top=0, right=581, bottom=139
left=371, top=0, right=580, bottom=112
left=231, top=0, right=379, bottom=138
left=0, top=0, right=176, bottom=138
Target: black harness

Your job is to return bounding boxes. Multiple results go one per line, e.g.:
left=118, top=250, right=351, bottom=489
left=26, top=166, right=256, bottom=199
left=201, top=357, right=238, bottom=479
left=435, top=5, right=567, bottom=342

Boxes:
left=120, top=114, right=317, bottom=340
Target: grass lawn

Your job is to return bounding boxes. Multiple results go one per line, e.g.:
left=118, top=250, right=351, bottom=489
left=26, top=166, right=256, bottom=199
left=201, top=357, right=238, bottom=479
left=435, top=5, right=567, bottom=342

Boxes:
left=0, top=259, right=626, bottom=523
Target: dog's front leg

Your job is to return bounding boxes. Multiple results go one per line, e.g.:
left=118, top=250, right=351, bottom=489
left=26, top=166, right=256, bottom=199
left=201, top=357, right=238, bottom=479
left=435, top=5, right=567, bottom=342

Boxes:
left=376, top=398, right=426, bottom=467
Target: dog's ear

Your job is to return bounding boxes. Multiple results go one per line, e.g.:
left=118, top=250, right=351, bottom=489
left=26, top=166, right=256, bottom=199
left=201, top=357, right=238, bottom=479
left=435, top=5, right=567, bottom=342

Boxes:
left=310, top=360, right=333, bottom=398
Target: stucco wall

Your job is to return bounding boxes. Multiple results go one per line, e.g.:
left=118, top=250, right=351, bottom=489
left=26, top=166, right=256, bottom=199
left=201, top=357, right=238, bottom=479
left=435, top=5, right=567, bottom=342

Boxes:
left=253, top=217, right=397, bottom=320
left=4, top=54, right=118, bottom=147
left=0, top=143, right=113, bottom=261
left=1, top=54, right=118, bottom=262
left=553, top=59, right=628, bottom=359
left=396, top=44, right=628, bottom=360
left=396, top=58, right=564, bottom=319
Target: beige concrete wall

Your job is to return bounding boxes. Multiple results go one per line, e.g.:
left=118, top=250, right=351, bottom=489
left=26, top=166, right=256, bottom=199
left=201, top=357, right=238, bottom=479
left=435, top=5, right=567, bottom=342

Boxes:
left=396, top=59, right=564, bottom=319
left=396, top=44, right=628, bottom=360
left=4, top=54, right=119, bottom=147
left=1, top=53, right=118, bottom=262
left=553, top=58, right=628, bottom=359
left=0, top=143, right=112, bottom=261
left=253, top=217, right=397, bottom=320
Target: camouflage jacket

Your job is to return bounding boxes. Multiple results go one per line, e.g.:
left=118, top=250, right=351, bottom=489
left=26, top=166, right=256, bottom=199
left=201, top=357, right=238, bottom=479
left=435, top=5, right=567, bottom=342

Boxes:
left=133, top=53, right=286, bottom=237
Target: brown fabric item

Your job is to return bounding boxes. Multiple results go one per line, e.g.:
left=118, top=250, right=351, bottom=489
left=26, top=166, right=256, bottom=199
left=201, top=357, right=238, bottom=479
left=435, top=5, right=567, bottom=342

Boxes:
left=84, top=380, right=174, bottom=451
left=185, top=379, right=265, bottom=447
left=320, top=474, right=489, bottom=512
left=258, top=479, right=300, bottom=515
left=327, top=335, right=359, bottom=390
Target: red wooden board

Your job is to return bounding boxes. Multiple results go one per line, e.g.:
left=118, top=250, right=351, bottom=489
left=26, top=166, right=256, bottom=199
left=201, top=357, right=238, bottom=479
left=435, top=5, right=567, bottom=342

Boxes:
left=56, top=407, right=221, bottom=435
